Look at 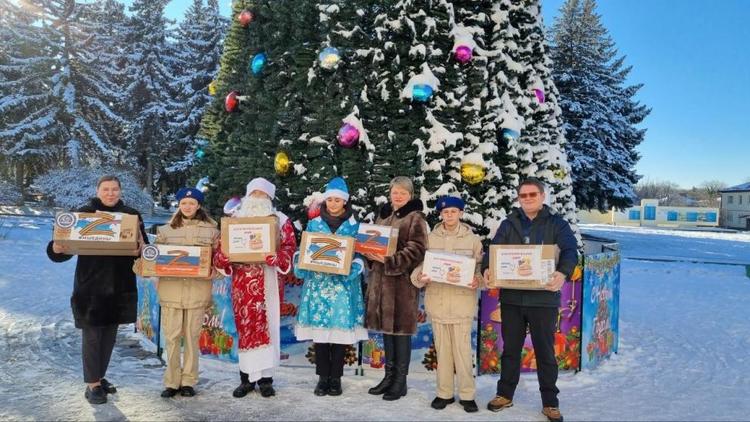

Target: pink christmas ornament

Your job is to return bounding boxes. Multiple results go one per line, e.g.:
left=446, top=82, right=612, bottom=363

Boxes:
left=337, top=123, right=360, bottom=148
left=454, top=45, right=473, bottom=64
left=533, top=88, right=545, bottom=104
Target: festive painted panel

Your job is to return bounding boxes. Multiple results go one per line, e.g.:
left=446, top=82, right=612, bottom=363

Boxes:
left=478, top=262, right=583, bottom=375
left=136, top=276, right=239, bottom=362
left=136, top=278, right=160, bottom=346
left=198, top=276, right=239, bottom=361
left=581, top=252, right=621, bottom=370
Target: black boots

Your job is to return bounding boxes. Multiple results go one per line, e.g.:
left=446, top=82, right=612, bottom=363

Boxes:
left=431, top=396, right=455, bottom=409
left=180, top=386, right=196, bottom=397
left=314, top=375, right=329, bottom=396
left=85, top=385, right=107, bottom=404
left=233, top=382, right=255, bottom=398
left=369, top=334, right=411, bottom=400
left=234, top=371, right=255, bottom=398
left=232, top=371, right=273, bottom=397
left=460, top=399, right=479, bottom=413
left=368, top=335, right=395, bottom=395
left=314, top=342, right=345, bottom=396
left=327, top=377, right=342, bottom=396
left=160, top=387, right=178, bottom=398
left=382, top=335, right=411, bottom=401
left=99, top=378, right=116, bottom=394
left=257, top=377, right=275, bottom=397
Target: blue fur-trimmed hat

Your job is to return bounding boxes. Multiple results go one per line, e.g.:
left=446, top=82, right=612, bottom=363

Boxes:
left=323, top=177, right=349, bottom=201
left=436, top=195, right=465, bottom=212
left=176, top=187, right=205, bottom=204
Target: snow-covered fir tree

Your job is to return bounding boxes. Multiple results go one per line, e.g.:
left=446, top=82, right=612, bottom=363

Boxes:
left=1, top=1, right=130, bottom=182
left=265, top=0, right=321, bottom=217
left=549, top=0, right=650, bottom=211
left=198, top=0, right=579, bottom=236
left=83, top=0, right=132, bottom=153
left=0, top=179, right=22, bottom=205
left=286, top=1, right=374, bottom=220
left=415, top=0, right=497, bottom=237
left=508, top=0, right=578, bottom=228
left=361, top=1, right=432, bottom=212
left=0, top=0, right=41, bottom=190
left=122, top=0, right=179, bottom=194
left=197, top=0, right=318, bottom=214
left=33, top=166, right=153, bottom=213
left=483, top=0, right=528, bottom=235
left=164, top=0, right=227, bottom=194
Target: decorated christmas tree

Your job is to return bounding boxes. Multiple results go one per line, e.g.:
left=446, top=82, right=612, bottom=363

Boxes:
left=198, top=0, right=579, bottom=235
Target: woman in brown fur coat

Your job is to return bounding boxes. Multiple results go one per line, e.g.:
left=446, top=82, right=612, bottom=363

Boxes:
left=363, top=176, right=428, bottom=401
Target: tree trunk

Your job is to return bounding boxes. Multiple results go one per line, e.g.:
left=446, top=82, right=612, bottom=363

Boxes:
left=15, top=161, right=25, bottom=203
left=146, top=157, right=154, bottom=195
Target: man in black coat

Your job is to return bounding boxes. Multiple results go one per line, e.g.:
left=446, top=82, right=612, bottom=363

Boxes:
left=482, top=178, right=577, bottom=422
left=47, top=175, right=148, bottom=405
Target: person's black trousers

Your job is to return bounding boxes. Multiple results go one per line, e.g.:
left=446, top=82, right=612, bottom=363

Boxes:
left=82, top=324, right=118, bottom=383
left=314, top=343, right=346, bottom=378
left=496, top=304, right=559, bottom=407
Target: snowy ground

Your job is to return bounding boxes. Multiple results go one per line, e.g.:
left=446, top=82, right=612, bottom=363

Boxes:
left=1, top=216, right=749, bottom=421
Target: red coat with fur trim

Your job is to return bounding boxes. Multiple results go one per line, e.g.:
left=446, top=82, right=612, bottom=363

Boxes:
left=365, top=199, right=429, bottom=335
left=213, top=216, right=297, bottom=350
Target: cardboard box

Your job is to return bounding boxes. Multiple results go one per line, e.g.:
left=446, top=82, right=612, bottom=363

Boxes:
left=53, top=211, right=139, bottom=256
left=354, top=223, right=399, bottom=257
left=422, top=250, right=476, bottom=288
left=297, top=231, right=355, bottom=276
left=221, top=216, right=278, bottom=263
left=488, top=245, right=559, bottom=290
left=138, top=244, right=212, bottom=278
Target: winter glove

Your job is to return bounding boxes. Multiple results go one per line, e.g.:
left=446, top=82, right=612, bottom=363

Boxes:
left=213, top=246, right=233, bottom=276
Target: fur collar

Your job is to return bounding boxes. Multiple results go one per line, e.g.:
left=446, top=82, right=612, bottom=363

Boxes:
left=379, top=199, right=423, bottom=219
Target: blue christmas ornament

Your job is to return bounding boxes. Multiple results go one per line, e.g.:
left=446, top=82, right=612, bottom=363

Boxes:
left=319, top=47, right=341, bottom=70
left=251, top=53, right=267, bottom=75
left=501, top=128, right=521, bottom=143
left=195, top=149, right=205, bottom=159
left=196, top=176, right=210, bottom=192
left=412, top=84, right=433, bottom=102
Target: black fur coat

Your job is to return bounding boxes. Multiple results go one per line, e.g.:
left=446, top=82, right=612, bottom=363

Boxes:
left=46, top=198, right=148, bottom=328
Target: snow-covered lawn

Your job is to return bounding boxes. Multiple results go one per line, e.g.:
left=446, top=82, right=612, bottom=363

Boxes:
left=1, top=218, right=749, bottom=421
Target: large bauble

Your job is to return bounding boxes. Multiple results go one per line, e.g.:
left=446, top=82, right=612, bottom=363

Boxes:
left=337, top=123, right=360, bottom=148
left=460, top=163, right=485, bottom=185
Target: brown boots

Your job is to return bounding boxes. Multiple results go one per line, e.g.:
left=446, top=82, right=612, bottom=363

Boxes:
left=486, top=395, right=513, bottom=412
left=488, top=396, right=563, bottom=422
left=542, top=406, right=564, bottom=422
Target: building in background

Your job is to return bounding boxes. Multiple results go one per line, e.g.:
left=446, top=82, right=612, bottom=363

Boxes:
left=578, top=199, right=719, bottom=228
left=719, top=183, right=750, bottom=229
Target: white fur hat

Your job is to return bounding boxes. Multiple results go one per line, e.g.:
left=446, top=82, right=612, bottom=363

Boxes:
left=246, top=177, right=276, bottom=200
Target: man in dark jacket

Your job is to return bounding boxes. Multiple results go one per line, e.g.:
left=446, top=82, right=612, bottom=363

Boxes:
left=47, top=175, right=148, bottom=405
left=482, top=178, right=577, bottom=422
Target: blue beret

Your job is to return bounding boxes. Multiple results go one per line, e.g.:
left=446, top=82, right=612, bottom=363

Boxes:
left=176, top=187, right=204, bottom=204
left=436, top=196, right=465, bottom=212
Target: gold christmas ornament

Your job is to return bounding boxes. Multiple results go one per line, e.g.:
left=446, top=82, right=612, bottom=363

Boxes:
left=460, top=162, right=485, bottom=185
left=208, top=80, right=217, bottom=96
left=274, top=151, right=291, bottom=176
left=554, top=169, right=567, bottom=180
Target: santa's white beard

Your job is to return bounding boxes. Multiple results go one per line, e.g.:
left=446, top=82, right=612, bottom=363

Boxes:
left=236, top=196, right=274, bottom=217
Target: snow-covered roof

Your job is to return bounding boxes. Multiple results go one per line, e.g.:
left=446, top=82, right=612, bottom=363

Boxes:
left=720, top=182, right=750, bottom=193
